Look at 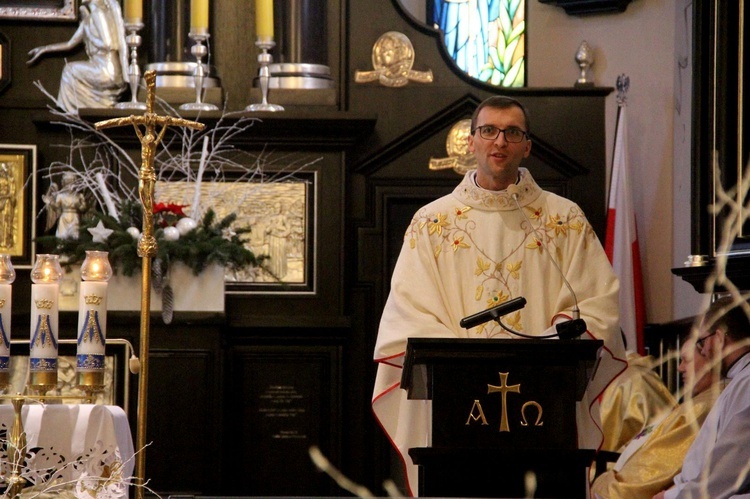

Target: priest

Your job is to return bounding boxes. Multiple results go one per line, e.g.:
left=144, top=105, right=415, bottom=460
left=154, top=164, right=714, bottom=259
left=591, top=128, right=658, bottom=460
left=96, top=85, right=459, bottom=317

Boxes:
left=592, top=336, right=724, bottom=498
left=372, top=95, right=627, bottom=496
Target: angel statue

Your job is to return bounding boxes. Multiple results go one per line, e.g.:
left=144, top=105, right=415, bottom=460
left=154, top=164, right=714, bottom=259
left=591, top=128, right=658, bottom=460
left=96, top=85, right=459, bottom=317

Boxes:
left=43, top=172, right=87, bottom=239
left=26, top=0, right=129, bottom=114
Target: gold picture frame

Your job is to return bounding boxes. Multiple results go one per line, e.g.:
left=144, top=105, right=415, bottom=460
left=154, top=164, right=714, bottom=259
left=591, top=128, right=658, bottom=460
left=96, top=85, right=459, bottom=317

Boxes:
left=155, top=172, right=316, bottom=294
left=0, top=0, right=77, bottom=21
left=0, top=144, right=36, bottom=268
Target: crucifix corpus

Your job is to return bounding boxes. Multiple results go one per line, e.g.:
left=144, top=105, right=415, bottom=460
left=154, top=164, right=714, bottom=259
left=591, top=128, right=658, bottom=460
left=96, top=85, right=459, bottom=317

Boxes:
left=95, top=69, right=205, bottom=497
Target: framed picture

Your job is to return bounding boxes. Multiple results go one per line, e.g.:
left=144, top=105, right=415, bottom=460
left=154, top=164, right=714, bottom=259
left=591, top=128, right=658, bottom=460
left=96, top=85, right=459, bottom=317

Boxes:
left=0, top=0, right=77, bottom=21
left=155, top=171, right=316, bottom=294
left=0, top=144, right=36, bottom=268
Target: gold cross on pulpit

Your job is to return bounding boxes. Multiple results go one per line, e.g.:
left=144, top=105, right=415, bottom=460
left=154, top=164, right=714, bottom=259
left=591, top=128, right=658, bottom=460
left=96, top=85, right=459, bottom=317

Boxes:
left=93, top=69, right=205, bottom=499
left=488, top=372, right=521, bottom=432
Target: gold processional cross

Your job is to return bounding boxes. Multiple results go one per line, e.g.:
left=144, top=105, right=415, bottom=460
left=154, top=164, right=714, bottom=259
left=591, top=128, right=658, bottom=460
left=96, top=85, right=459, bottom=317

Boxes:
left=94, top=69, right=205, bottom=497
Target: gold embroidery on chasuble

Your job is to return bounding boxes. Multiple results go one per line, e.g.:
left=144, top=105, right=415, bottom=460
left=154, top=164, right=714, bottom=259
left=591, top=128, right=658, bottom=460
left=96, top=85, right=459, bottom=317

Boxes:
left=403, top=169, right=594, bottom=337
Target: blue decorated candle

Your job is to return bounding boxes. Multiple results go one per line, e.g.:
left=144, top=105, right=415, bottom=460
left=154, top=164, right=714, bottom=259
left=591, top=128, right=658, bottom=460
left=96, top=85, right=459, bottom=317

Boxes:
left=76, top=251, right=112, bottom=389
left=29, top=254, right=63, bottom=392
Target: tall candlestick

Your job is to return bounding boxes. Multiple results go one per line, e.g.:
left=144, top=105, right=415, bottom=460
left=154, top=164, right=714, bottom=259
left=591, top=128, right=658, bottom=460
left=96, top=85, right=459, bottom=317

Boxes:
left=245, top=38, right=285, bottom=112
left=77, top=251, right=112, bottom=392
left=29, top=254, right=63, bottom=394
left=0, top=254, right=15, bottom=391
left=190, top=0, right=209, bottom=35
left=124, top=0, right=143, bottom=23
left=115, top=21, right=148, bottom=111
left=255, top=0, right=274, bottom=41
left=179, top=32, right=219, bottom=111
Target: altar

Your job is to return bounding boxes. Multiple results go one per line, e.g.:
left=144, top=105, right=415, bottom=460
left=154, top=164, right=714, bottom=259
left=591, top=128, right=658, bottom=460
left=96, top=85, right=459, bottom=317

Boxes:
left=0, top=404, right=135, bottom=496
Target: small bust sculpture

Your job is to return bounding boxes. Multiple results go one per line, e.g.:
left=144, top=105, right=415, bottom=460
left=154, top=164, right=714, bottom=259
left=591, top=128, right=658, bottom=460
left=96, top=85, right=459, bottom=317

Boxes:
left=26, top=0, right=129, bottom=113
left=43, top=172, right=87, bottom=240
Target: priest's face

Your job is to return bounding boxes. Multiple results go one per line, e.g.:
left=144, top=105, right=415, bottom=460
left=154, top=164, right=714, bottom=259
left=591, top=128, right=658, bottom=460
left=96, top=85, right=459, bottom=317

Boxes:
left=468, top=105, right=531, bottom=191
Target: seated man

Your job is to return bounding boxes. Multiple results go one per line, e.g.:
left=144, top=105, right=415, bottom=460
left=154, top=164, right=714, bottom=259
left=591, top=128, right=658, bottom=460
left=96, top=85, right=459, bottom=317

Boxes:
left=592, top=337, right=723, bottom=498
left=598, top=351, right=677, bottom=454
left=654, top=295, right=750, bottom=498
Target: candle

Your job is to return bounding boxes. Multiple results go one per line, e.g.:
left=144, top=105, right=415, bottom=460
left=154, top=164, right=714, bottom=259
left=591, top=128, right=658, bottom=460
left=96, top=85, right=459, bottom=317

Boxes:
left=0, top=254, right=15, bottom=390
left=76, top=251, right=112, bottom=390
left=255, top=0, right=274, bottom=41
left=29, top=254, right=63, bottom=393
left=190, top=0, right=209, bottom=34
left=124, top=0, right=143, bottom=24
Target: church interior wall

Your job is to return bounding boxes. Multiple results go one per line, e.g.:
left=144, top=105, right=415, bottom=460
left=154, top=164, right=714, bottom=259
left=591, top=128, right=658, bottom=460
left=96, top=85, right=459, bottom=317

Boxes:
left=528, top=0, right=691, bottom=323
left=0, top=0, right=712, bottom=495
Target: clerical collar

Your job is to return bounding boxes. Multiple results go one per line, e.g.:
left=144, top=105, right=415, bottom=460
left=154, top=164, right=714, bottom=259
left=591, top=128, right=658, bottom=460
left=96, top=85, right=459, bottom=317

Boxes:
left=471, top=171, right=521, bottom=191
left=727, top=351, right=750, bottom=379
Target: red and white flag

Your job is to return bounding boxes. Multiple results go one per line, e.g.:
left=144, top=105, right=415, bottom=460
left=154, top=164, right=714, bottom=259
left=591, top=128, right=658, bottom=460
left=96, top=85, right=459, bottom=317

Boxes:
left=605, top=104, right=646, bottom=354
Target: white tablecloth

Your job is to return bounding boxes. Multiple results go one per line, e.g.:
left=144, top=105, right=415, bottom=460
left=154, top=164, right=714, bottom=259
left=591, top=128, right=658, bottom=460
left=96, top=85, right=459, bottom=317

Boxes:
left=0, top=403, right=134, bottom=497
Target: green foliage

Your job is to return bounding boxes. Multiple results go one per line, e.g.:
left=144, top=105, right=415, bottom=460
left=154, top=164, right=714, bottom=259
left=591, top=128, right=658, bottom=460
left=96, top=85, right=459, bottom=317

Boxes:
left=36, top=200, right=264, bottom=277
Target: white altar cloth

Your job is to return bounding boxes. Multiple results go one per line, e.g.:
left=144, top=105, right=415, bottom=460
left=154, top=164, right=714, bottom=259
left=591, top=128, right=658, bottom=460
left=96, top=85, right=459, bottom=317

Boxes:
left=0, top=404, right=134, bottom=497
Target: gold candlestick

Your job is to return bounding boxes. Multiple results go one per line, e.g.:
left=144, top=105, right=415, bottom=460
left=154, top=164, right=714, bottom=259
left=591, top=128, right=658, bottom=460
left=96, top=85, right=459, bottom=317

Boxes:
left=95, top=70, right=205, bottom=498
left=6, top=396, right=27, bottom=497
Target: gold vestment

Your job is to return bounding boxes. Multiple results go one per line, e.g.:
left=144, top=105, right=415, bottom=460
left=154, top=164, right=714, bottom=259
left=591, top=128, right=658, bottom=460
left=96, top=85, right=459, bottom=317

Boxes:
left=599, top=352, right=677, bottom=453
left=592, top=387, right=721, bottom=498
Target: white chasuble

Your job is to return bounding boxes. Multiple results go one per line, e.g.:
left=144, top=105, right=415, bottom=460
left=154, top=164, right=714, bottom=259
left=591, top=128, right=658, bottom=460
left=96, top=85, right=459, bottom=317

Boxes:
left=372, top=168, right=627, bottom=496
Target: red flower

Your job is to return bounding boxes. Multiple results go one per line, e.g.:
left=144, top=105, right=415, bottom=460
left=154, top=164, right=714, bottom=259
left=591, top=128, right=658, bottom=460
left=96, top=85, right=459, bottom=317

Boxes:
left=153, top=202, right=187, bottom=227
left=154, top=202, right=187, bottom=216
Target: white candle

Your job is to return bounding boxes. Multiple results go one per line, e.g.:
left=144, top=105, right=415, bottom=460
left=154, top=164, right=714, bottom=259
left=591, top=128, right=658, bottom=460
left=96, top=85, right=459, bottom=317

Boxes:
left=76, top=251, right=112, bottom=389
left=30, top=284, right=60, bottom=369
left=77, top=282, right=108, bottom=359
left=29, top=254, right=63, bottom=391
left=0, top=254, right=15, bottom=387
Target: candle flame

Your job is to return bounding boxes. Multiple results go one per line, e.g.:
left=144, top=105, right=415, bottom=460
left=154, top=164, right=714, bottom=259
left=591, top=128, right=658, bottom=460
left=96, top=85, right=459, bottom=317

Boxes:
left=30, top=254, right=63, bottom=284
left=81, top=251, right=113, bottom=282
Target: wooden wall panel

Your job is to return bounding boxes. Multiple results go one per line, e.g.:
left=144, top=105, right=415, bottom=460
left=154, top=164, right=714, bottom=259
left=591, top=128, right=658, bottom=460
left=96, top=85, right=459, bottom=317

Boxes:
left=224, top=343, right=342, bottom=496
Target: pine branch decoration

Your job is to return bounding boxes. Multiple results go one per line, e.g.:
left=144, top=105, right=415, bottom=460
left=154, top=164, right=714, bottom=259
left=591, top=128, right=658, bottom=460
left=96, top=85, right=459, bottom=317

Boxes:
left=36, top=201, right=264, bottom=279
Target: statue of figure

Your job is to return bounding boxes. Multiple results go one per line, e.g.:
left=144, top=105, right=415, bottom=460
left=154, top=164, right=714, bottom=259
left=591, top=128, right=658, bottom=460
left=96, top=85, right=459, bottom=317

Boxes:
left=265, top=202, right=291, bottom=279
left=26, top=0, right=129, bottom=114
left=43, top=172, right=87, bottom=239
left=0, top=162, right=16, bottom=249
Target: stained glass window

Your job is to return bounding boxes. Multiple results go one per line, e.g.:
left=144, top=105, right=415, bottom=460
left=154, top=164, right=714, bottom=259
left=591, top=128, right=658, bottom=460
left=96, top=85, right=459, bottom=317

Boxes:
left=432, top=0, right=526, bottom=87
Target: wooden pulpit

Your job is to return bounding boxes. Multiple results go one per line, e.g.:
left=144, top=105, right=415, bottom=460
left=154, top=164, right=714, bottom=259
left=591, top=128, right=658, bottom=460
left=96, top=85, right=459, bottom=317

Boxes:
left=401, top=337, right=603, bottom=498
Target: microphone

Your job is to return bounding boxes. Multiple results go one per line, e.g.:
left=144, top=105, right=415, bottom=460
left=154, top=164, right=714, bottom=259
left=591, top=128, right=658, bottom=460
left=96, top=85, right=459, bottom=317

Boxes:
left=460, top=296, right=527, bottom=329
left=555, top=318, right=587, bottom=339
left=507, top=182, right=587, bottom=336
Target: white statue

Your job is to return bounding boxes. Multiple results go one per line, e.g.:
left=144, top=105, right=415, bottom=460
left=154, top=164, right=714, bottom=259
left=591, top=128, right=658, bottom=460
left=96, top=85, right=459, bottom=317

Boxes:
left=43, top=172, right=87, bottom=239
left=27, top=0, right=129, bottom=113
